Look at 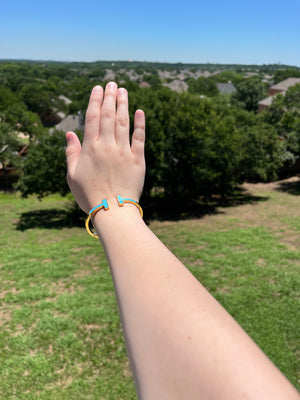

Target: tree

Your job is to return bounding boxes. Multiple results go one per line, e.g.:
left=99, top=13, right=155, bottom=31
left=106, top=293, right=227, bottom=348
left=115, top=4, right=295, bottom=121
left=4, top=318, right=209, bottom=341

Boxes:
left=4, top=103, right=44, bottom=141
left=261, top=84, right=300, bottom=166
left=284, top=83, right=300, bottom=109
left=187, top=77, right=218, bottom=97
left=231, top=77, right=267, bottom=112
left=0, top=86, right=19, bottom=110
left=20, top=84, right=53, bottom=116
left=20, top=83, right=68, bottom=126
left=142, top=72, right=161, bottom=87
left=129, top=87, right=175, bottom=198
left=210, top=71, right=243, bottom=86
left=238, top=121, right=283, bottom=181
left=17, top=130, right=75, bottom=198
left=0, top=121, right=21, bottom=174
left=164, top=94, right=245, bottom=199
left=273, top=68, right=300, bottom=84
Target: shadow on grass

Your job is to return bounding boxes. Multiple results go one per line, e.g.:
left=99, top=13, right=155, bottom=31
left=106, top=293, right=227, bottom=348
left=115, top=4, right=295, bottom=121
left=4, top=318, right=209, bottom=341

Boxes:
left=16, top=206, right=85, bottom=231
left=276, top=177, right=300, bottom=196
left=16, top=187, right=269, bottom=230
left=142, top=186, right=269, bottom=222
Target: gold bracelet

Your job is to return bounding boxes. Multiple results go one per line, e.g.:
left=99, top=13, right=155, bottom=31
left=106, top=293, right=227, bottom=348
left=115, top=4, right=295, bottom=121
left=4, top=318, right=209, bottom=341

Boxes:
left=85, top=199, right=110, bottom=238
left=85, top=196, right=143, bottom=238
left=116, top=195, right=143, bottom=218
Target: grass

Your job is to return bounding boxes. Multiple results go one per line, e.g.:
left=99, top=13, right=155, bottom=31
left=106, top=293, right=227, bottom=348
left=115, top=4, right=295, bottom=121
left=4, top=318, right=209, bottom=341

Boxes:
left=0, top=177, right=299, bottom=398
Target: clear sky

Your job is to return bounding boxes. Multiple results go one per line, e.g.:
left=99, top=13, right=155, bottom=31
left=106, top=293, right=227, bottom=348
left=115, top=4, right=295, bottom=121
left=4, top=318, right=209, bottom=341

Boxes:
left=1, top=0, right=299, bottom=66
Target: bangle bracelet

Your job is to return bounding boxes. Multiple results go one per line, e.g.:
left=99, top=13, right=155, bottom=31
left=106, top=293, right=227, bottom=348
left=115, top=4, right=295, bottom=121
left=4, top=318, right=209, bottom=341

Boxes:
left=85, top=199, right=110, bottom=238
left=116, top=195, right=143, bottom=218
left=85, top=196, right=143, bottom=238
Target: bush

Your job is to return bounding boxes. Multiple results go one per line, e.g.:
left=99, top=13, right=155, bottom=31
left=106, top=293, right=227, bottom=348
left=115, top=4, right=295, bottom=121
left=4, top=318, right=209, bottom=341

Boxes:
left=17, top=130, right=76, bottom=198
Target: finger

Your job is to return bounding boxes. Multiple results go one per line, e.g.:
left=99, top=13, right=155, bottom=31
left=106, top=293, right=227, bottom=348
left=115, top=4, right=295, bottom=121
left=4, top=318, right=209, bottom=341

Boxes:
left=116, top=88, right=130, bottom=149
left=66, top=131, right=82, bottom=178
left=100, top=82, right=118, bottom=142
left=84, top=85, right=103, bottom=144
left=131, top=109, right=145, bottom=157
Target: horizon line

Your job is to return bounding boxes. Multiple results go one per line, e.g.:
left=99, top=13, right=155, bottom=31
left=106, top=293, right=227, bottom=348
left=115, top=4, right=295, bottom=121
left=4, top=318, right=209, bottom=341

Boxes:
left=0, top=58, right=299, bottom=68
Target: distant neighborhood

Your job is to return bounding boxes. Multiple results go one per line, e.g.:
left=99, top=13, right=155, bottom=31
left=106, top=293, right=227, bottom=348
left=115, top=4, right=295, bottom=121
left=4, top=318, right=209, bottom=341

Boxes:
left=0, top=61, right=300, bottom=192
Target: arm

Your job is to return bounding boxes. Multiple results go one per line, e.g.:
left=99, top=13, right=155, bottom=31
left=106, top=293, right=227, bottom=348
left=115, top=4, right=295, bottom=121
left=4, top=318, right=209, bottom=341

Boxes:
left=66, top=82, right=299, bottom=400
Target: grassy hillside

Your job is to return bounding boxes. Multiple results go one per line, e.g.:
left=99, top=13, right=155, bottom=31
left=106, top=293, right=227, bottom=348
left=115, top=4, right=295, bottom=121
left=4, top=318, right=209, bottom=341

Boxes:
left=0, top=178, right=299, bottom=399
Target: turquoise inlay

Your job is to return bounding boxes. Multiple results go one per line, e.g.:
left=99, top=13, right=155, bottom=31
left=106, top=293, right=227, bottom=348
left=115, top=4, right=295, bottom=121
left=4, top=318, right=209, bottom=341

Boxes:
left=117, top=195, right=124, bottom=205
left=89, top=199, right=109, bottom=215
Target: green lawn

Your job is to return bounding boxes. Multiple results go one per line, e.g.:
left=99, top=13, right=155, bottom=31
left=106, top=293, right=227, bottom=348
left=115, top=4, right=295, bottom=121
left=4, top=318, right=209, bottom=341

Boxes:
left=0, top=178, right=299, bottom=399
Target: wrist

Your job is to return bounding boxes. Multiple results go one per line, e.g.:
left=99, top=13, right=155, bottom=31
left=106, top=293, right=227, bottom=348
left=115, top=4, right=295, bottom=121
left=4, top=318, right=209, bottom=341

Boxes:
left=87, top=196, right=144, bottom=238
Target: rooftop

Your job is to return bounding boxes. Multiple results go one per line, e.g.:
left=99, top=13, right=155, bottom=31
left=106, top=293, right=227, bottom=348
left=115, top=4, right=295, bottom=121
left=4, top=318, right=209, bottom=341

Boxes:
left=216, top=82, right=237, bottom=94
left=50, top=114, right=82, bottom=133
left=270, top=78, right=300, bottom=92
left=258, top=96, right=275, bottom=106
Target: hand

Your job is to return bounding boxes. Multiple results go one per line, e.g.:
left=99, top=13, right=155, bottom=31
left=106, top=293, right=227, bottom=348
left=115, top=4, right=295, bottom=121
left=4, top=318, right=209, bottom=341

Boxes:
left=65, top=82, right=146, bottom=213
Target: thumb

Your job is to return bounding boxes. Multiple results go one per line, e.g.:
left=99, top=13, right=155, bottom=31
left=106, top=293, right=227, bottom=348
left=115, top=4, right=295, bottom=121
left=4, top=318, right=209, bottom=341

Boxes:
left=66, top=131, right=81, bottom=177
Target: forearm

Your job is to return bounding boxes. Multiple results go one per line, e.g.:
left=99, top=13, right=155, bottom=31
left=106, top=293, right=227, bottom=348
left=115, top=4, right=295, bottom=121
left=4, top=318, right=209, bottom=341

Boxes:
left=93, top=207, right=299, bottom=400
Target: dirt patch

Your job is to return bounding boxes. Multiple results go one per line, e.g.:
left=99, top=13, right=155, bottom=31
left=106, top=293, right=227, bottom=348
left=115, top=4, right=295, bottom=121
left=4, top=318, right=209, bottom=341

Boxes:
left=71, top=247, right=90, bottom=253
left=46, top=280, right=82, bottom=297
left=123, top=360, right=132, bottom=378
left=243, top=176, right=300, bottom=193
left=81, top=323, right=104, bottom=331
left=187, top=259, right=204, bottom=267
left=257, top=258, right=266, bottom=266
left=73, top=269, right=93, bottom=279
left=216, top=286, right=232, bottom=294
left=46, top=375, right=73, bottom=390
left=0, top=309, right=11, bottom=325
left=0, top=287, right=21, bottom=299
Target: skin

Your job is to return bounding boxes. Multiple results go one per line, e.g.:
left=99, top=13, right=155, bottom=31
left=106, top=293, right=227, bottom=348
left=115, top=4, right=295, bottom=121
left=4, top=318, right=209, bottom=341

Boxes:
left=66, top=82, right=300, bottom=400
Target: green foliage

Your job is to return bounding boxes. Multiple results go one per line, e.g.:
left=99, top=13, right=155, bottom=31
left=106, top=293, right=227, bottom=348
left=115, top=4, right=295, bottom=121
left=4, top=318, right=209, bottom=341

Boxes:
left=0, top=121, right=22, bottom=172
left=284, top=83, right=300, bottom=109
left=273, top=69, right=300, bottom=84
left=238, top=121, right=283, bottom=181
left=129, top=87, right=175, bottom=197
left=231, top=77, right=267, bottom=112
left=165, top=95, right=220, bottom=198
left=142, top=71, right=161, bottom=87
left=20, top=84, right=53, bottom=116
left=17, top=130, right=75, bottom=198
left=211, top=70, right=243, bottom=85
left=187, top=77, right=218, bottom=97
left=4, top=103, right=44, bottom=141
left=164, top=96, right=283, bottom=199
left=17, top=88, right=285, bottom=203
left=0, top=86, right=19, bottom=109
left=0, top=60, right=298, bottom=204
left=261, top=84, right=300, bottom=166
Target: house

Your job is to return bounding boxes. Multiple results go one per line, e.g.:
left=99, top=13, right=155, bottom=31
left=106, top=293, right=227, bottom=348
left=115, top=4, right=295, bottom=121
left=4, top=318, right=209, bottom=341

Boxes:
left=267, top=78, right=300, bottom=96
left=139, top=81, right=151, bottom=89
left=162, top=79, right=188, bottom=93
left=258, top=96, right=275, bottom=114
left=258, top=78, right=300, bottom=113
left=53, top=95, right=73, bottom=122
left=58, top=95, right=72, bottom=106
left=49, top=113, right=83, bottom=134
left=216, top=82, right=237, bottom=94
left=43, top=95, right=73, bottom=127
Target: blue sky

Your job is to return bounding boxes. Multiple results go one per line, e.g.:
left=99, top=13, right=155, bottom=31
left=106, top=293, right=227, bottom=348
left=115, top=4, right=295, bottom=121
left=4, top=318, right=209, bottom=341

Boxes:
left=1, top=0, right=299, bottom=66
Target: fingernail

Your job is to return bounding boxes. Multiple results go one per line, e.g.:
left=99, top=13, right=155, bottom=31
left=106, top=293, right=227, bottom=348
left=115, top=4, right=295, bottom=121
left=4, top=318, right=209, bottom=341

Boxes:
left=66, top=132, right=73, bottom=143
left=107, top=81, right=117, bottom=90
left=93, top=85, right=102, bottom=93
left=118, top=88, right=127, bottom=96
left=136, top=109, right=144, bottom=118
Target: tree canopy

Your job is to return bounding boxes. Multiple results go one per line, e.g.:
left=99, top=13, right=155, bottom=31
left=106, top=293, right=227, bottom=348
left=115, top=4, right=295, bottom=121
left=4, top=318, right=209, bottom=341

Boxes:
left=0, top=60, right=298, bottom=208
